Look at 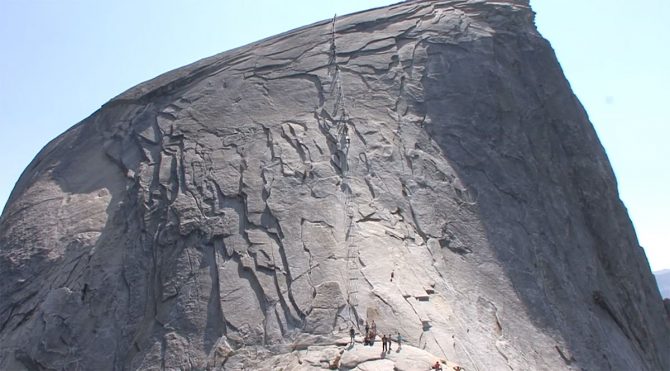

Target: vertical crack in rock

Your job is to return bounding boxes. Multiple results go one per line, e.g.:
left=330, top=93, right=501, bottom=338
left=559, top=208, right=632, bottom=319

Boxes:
left=267, top=223, right=304, bottom=328
left=299, top=219, right=317, bottom=296
left=204, top=243, right=225, bottom=352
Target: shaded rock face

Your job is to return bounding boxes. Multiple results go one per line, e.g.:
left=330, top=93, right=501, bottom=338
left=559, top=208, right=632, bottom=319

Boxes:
left=1, top=0, right=668, bottom=370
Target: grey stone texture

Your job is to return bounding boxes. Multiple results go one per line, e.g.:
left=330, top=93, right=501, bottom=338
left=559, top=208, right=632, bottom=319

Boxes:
left=1, top=0, right=669, bottom=370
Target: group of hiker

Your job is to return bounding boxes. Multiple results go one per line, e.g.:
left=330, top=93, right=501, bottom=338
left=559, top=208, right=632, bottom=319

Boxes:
left=349, top=320, right=402, bottom=351
left=348, top=321, right=463, bottom=370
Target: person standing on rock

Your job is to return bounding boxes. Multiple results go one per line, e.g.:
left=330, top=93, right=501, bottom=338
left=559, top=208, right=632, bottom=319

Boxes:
left=382, top=334, right=388, bottom=352
left=397, top=331, right=402, bottom=350
left=349, top=327, right=355, bottom=345
left=365, top=321, right=370, bottom=337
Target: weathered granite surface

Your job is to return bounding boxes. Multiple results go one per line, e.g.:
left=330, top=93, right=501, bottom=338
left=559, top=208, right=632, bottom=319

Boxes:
left=1, top=0, right=669, bottom=370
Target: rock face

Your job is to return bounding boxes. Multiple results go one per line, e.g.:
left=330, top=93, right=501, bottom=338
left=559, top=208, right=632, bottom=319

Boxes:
left=1, top=0, right=668, bottom=370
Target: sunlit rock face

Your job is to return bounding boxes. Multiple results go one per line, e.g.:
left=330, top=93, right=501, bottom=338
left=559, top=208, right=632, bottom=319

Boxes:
left=1, top=1, right=668, bottom=370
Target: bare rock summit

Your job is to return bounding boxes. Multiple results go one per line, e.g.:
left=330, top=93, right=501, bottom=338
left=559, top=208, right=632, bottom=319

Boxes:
left=1, top=1, right=669, bottom=370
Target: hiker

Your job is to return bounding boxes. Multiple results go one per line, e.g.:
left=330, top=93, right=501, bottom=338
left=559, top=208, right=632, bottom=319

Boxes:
left=365, top=321, right=370, bottom=336
left=363, top=334, right=371, bottom=346
left=382, top=334, right=388, bottom=352
left=431, top=361, right=443, bottom=370
left=397, top=332, right=402, bottom=349
left=349, top=327, right=355, bottom=344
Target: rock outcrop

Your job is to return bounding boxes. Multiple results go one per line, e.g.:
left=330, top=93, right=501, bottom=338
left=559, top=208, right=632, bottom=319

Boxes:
left=1, top=0, right=669, bottom=370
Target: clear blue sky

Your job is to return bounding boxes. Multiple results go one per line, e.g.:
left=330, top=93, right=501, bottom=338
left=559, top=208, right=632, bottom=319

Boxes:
left=0, top=0, right=667, bottom=271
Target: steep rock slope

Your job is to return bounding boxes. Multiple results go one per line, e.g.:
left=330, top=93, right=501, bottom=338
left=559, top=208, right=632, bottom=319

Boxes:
left=1, top=1, right=669, bottom=370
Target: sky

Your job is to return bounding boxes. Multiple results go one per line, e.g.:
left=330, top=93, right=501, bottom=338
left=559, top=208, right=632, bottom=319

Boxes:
left=0, top=0, right=667, bottom=271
